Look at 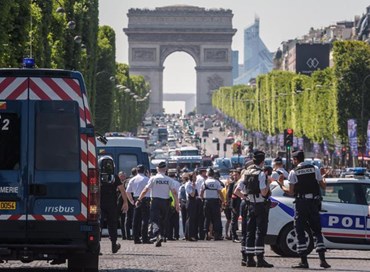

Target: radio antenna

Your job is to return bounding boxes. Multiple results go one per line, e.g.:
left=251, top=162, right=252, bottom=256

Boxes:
left=29, top=0, right=33, bottom=58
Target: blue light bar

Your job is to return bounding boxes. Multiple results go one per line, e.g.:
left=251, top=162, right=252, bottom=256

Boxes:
left=23, top=58, right=35, bottom=68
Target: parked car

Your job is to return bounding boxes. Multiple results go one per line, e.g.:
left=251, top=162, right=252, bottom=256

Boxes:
left=212, top=137, right=219, bottom=143
left=266, top=177, right=370, bottom=257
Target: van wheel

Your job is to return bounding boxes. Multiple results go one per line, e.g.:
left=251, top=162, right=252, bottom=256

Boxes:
left=278, top=223, right=313, bottom=257
left=68, top=252, right=99, bottom=272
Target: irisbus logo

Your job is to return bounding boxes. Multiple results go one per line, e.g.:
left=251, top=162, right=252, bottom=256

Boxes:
left=45, top=206, right=75, bottom=213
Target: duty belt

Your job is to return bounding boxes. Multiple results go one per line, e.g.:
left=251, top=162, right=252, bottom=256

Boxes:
left=295, top=193, right=316, bottom=199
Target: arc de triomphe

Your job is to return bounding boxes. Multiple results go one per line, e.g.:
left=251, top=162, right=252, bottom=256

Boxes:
left=123, top=5, right=237, bottom=114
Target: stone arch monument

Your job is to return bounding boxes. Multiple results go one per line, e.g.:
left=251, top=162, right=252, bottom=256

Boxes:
left=123, top=5, right=237, bottom=114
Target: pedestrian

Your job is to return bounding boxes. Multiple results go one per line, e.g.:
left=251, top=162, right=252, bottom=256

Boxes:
left=136, top=161, right=180, bottom=247
left=234, top=151, right=273, bottom=267
left=118, top=170, right=134, bottom=240
left=126, top=165, right=151, bottom=244
left=98, top=156, right=128, bottom=254
left=277, top=150, right=330, bottom=269
left=200, top=168, right=224, bottom=241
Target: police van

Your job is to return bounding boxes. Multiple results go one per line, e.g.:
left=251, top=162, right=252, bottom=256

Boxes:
left=266, top=175, right=370, bottom=257
left=0, top=59, right=100, bottom=271
left=96, top=133, right=150, bottom=176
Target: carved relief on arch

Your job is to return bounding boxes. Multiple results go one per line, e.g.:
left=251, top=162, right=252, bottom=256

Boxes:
left=160, top=45, right=200, bottom=65
left=207, top=74, right=224, bottom=99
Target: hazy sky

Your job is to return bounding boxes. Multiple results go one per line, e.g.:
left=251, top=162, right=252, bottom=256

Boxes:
left=99, top=0, right=369, bottom=113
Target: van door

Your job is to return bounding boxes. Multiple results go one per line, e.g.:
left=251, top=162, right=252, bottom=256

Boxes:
left=0, top=77, right=28, bottom=242
left=27, top=98, right=83, bottom=240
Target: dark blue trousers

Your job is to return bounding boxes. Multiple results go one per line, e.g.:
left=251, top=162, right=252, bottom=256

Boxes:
left=150, top=198, right=169, bottom=238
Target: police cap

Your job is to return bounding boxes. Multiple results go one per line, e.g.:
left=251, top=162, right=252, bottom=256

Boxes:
left=168, top=168, right=177, bottom=174
left=198, top=167, right=207, bottom=173
left=292, top=150, right=304, bottom=161
left=136, top=164, right=145, bottom=173
left=274, top=157, right=283, bottom=164
left=157, top=161, right=167, bottom=169
left=253, top=150, right=265, bottom=160
left=206, top=167, right=215, bottom=176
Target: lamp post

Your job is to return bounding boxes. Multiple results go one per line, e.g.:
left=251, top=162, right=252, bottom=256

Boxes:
left=361, top=74, right=370, bottom=166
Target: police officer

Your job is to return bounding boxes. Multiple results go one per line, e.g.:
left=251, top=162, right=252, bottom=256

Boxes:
left=185, top=170, right=201, bottom=241
left=234, top=151, right=273, bottom=268
left=271, top=157, right=289, bottom=181
left=178, top=172, right=189, bottom=239
left=126, top=164, right=151, bottom=244
left=136, top=161, right=180, bottom=247
left=98, top=156, right=128, bottom=253
left=277, top=150, right=330, bottom=269
left=234, top=160, right=253, bottom=266
left=195, top=168, right=207, bottom=240
left=200, top=168, right=224, bottom=240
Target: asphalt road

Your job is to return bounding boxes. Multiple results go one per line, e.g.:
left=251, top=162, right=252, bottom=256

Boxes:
left=1, top=237, right=370, bottom=271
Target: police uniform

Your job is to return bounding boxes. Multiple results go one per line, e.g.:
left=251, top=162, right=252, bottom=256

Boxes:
left=288, top=150, right=330, bottom=269
left=99, top=156, right=122, bottom=253
left=178, top=177, right=188, bottom=238
left=241, top=151, right=273, bottom=268
left=184, top=178, right=200, bottom=241
left=126, top=165, right=150, bottom=244
left=271, top=157, right=289, bottom=181
left=201, top=168, right=223, bottom=240
left=194, top=170, right=207, bottom=240
left=141, top=162, right=178, bottom=247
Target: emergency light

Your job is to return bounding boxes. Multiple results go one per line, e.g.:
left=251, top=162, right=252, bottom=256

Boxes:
left=23, top=58, right=35, bottom=68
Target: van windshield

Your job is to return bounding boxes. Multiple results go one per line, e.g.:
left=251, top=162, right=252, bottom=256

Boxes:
left=118, top=154, right=138, bottom=177
left=0, top=112, right=20, bottom=170
left=35, top=101, right=80, bottom=171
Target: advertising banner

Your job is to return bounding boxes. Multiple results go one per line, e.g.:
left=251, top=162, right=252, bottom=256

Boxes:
left=298, top=138, right=304, bottom=150
left=313, top=142, right=320, bottom=156
left=347, top=119, right=358, bottom=156
left=295, top=43, right=330, bottom=76
left=293, top=137, right=298, bottom=148
left=279, top=134, right=284, bottom=147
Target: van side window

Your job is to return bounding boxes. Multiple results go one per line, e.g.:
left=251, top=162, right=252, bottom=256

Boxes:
left=0, top=113, right=20, bottom=170
left=35, top=101, right=79, bottom=171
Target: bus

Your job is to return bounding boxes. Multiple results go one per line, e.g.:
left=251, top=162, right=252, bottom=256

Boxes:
left=158, top=127, right=168, bottom=142
left=167, top=155, right=203, bottom=171
left=178, top=146, right=200, bottom=156
left=96, top=135, right=150, bottom=176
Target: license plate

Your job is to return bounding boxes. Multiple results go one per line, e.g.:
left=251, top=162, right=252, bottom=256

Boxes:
left=0, top=201, right=16, bottom=210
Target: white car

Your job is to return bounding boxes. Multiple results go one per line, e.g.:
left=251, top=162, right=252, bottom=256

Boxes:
left=266, top=177, right=370, bottom=257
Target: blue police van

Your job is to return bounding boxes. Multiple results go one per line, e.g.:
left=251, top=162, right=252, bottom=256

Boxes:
left=0, top=59, right=100, bottom=271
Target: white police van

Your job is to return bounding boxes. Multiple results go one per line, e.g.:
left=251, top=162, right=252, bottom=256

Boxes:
left=96, top=133, right=150, bottom=176
left=0, top=59, right=100, bottom=271
left=266, top=175, right=370, bottom=257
